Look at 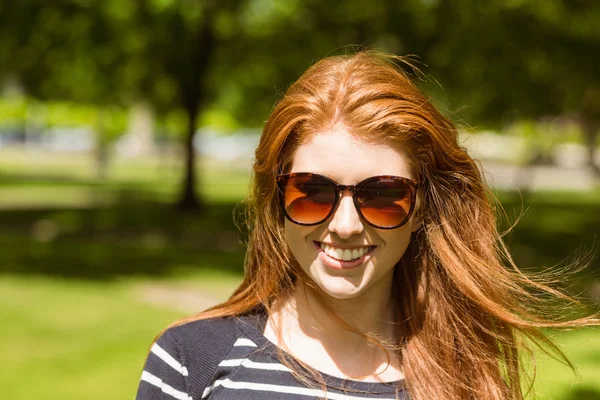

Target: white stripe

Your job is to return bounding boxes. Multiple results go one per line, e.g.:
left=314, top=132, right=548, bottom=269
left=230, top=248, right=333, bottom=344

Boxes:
left=140, top=371, right=192, bottom=400
left=218, top=358, right=292, bottom=372
left=151, top=343, right=189, bottom=376
left=201, top=378, right=398, bottom=400
left=233, top=338, right=257, bottom=347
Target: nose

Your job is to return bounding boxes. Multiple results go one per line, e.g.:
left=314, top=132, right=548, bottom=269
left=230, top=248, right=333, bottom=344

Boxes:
left=328, top=191, right=364, bottom=238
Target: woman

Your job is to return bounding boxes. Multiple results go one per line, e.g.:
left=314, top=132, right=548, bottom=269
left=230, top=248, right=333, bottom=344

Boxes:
left=135, top=51, right=597, bottom=400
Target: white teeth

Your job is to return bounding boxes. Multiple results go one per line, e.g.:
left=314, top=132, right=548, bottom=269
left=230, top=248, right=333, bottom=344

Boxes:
left=342, top=249, right=352, bottom=261
left=334, top=248, right=344, bottom=260
left=320, top=243, right=371, bottom=261
left=325, top=246, right=335, bottom=259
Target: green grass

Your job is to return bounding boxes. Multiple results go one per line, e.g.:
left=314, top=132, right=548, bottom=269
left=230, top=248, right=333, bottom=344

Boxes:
left=1, top=150, right=599, bottom=399
left=532, top=328, right=600, bottom=399
left=1, top=274, right=598, bottom=400
left=0, top=275, right=189, bottom=400
left=0, top=201, right=248, bottom=278
left=0, top=148, right=252, bottom=205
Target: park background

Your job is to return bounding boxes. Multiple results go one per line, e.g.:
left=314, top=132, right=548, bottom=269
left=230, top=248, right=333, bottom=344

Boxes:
left=0, top=1, right=598, bottom=399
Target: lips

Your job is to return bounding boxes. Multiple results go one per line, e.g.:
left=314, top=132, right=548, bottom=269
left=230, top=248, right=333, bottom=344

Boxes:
left=313, top=241, right=376, bottom=270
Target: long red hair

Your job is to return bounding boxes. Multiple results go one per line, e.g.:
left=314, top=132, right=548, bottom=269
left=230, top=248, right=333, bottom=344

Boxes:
left=163, top=51, right=598, bottom=399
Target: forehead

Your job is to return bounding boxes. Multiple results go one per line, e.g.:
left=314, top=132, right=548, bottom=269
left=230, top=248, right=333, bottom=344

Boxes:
left=289, top=128, right=415, bottom=183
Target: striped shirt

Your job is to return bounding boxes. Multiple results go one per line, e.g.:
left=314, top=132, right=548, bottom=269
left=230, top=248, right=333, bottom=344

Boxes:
left=135, top=314, right=407, bottom=400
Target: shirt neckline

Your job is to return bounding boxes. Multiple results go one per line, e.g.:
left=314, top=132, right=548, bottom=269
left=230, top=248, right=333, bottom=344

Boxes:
left=235, top=312, right=405, bottom=395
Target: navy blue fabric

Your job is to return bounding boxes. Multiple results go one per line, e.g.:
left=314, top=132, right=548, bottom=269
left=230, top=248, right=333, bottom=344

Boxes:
left=135, top=314, right=408, bottom=400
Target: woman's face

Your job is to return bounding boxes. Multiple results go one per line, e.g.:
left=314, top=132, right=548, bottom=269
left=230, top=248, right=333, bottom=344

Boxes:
left=284, top=127, right=419, bottom=300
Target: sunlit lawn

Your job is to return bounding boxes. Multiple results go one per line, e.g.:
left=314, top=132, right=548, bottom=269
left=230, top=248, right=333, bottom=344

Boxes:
left=0, top=273, right=239, bottom=400
left=1, top=274, right=598, bottom=400
left=0, top=148, right=252, bottom=206
left=533, top=328, right=600, bottom=400
left=1, top=149, right=599, bottom=399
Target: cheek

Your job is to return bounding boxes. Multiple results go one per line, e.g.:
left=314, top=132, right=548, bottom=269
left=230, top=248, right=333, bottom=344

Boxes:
left=284, top=220, right=317, bottom=262
left=381, top=228, right=414, bottom=263
left=283, top=219, right=301, bottom=247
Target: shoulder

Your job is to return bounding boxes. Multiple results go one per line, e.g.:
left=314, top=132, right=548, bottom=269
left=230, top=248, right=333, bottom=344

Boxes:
left=167, top=317, right=240, bottom=363
left=163, top=316, right=243, bottom=381
left=136, top=316, right=244, bottom=400
left=165, top=316, right=242, bottom=348
left=164, top=312, right=265, bottom=348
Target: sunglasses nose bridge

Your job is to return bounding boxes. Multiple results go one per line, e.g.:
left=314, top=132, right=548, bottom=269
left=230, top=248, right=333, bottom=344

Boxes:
left=328, top=184, right=364, bottom=238
left=333, top=184, right=358, bottom=210
left=335, top=184, right=357, bottom=196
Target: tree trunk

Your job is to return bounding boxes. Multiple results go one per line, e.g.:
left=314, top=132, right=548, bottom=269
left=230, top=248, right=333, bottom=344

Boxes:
left=173, top=5, right=217, bottom=211
left=94, top=109, right=109, bottom=181
left=177, top=104, right=203, bottom=211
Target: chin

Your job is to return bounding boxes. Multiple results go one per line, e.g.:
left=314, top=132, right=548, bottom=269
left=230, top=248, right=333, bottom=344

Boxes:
left=309, top=269, right=366, bottom=300
left=317, top=285, right=363, bottom=300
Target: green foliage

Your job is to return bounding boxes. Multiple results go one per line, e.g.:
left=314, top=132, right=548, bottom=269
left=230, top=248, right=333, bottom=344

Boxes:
left=2, top=0, right=598, bottom=126
left=1, top=0, right=599, bottom=206
left=0, top=97, right=27, bottom=123
left=405, top=0, right=600, bottom=126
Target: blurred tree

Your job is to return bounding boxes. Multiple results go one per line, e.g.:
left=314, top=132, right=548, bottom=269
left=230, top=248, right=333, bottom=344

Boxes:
left=0, top=0, right=241, bottom=209
left=1, top=0, right=598, bottom=210
left=0, top=0, right=150, bottom=180
left=392, top=0, right=600, bottom=172
left=0, top=0, right=341, bottom=209
left=251, top=0, right=600, bottom=172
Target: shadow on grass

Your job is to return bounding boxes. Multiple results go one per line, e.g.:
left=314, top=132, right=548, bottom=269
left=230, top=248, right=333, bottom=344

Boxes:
left=564, top=387, right=600, bottom=400
left=1, top=188, right=599, bottom=287
left=0, top=172, right=103, bottom=187
left=0, top=193, right=248, bottom=280
left=498, top=192, right=600, bottom=284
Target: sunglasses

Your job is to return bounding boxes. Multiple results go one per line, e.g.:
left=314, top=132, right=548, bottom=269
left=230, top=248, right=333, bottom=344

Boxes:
left=276, top=173, right=419, bottom=230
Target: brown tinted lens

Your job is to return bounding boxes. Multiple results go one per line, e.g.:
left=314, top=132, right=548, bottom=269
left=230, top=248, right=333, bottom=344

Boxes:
left=284, top=174, right=336, bottom=224
left=356, top=178, right=412, bottom=228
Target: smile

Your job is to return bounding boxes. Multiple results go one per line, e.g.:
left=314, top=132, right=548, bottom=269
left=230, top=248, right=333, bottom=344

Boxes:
left=313, top=241, right=376, bottom=270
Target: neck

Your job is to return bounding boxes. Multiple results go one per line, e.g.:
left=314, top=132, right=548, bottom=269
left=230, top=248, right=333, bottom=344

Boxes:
left=265, top=275, right=402, bottom=381
left=302, top=282, right=395, bottom=337
left=273, top=274, right=398, bottom=354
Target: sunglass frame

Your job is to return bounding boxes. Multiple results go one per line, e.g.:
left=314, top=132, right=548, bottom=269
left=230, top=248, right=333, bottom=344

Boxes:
left=276, top=172, right=419, bottom=230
